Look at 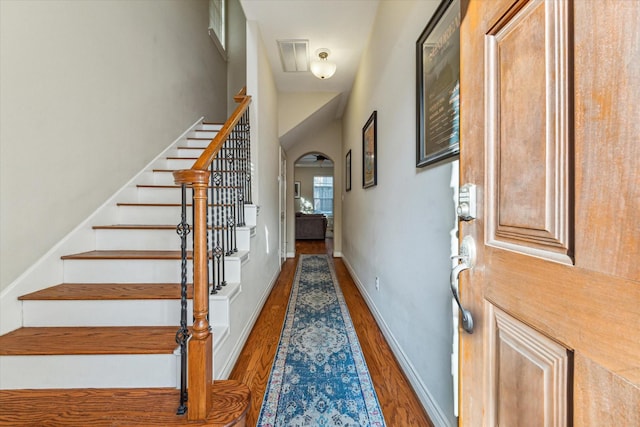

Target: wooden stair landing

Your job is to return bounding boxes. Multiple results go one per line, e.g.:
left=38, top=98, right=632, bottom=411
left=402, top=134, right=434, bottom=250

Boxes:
left=0, top=380, right=250, bottom=426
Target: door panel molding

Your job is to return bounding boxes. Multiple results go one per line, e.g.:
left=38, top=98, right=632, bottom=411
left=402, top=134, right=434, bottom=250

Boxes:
left=486, top=303, right=570, bottom=426
left=485, top=0, right=572, bottom=264
left=460, top=0, right=640, bottom=424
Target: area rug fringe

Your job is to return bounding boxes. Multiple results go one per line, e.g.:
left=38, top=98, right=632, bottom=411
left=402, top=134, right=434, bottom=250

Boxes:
left=257, top=254, right=385, bottom=426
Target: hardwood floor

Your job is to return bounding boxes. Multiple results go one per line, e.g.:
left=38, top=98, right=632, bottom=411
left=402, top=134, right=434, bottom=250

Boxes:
left=228, top=239, right=434, bottom=426
left=0, top=239, right=433, bottom=426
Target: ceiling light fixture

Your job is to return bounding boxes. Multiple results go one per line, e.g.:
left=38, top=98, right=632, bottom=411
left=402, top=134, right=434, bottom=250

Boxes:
left=310, top=48, right=336, bottom=80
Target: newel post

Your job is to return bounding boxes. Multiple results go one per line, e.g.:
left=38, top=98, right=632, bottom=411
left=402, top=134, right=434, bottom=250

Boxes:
left=173, top=169, right=212, bottom=421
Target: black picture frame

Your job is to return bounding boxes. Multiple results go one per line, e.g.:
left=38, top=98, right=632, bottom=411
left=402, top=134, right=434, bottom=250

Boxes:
left=345, top=150, right=352, bottom=192
left=362, top=111, right=377, bottom=188
left=294, top=181, right=301, bottom=199
left=416, top=0, right=460, bottom=167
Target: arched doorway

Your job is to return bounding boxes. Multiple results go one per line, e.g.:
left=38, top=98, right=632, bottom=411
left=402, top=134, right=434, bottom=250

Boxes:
left=293, top=152, right=334, bottom=241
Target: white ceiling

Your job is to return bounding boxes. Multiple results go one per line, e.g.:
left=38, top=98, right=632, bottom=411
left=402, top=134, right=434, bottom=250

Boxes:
left=240, top=0, right=380, bottom=117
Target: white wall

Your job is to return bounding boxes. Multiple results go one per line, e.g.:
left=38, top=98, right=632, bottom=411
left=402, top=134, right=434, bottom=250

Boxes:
left=278, top=92, right=340, bottom=138
left=285, top=120, right=343, bottom=257
left=0, top=0, right=227, bottom=293
left=218, top=19, right=282, bottom=373
left=341, top=1, right=458, bottom=425
left=227, top=0, right=247, bottom=114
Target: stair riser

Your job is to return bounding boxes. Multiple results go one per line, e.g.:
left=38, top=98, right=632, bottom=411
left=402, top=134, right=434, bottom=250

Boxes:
left=152, top=172, right=182, bottom=186
left=95, top=228, right=251, bottom=251
left=175, top=148, right=205, bottom=158
left=22, top=297, right=230, bottom=327
left=197, top=124, right=222, bottom=132
left=138, top=187, right=183, bottom=203
left=95, top=228, right=188, bottom=251
left=63, top=258, right=242, bottom=284
left=0, top=354, right=178, bottom=389
left=117, top=205, right=189, bottom=225
left=164, top=158, right=197, bottom=170
left=115, top=205, right=256, bottom=228
left=138, top=187, right=251, bottom=204
left=185, top=138, right=212, bottom=148
left=149, top=170, right=251, bottom=186
left=190, top=130, right=219, bottom=139
left=22, top=300, right=193, bottom=327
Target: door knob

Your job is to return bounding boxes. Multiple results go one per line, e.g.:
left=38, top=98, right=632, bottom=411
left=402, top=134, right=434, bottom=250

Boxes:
left=451, top=236, right=475, bottom=334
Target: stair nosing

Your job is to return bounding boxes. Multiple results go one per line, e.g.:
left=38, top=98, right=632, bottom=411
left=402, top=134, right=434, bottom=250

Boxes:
left=19, top=283, right=193, bottom=301
left=0, top=326, right=178, bottom=356
left=61, top=250, right=183, bottom=260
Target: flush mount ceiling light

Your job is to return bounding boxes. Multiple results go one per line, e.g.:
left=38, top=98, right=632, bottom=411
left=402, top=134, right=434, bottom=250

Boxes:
left=310, top=48, right=336, bottom=80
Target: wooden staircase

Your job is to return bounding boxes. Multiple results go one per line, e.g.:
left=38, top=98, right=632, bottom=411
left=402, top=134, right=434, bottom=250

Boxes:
left=0, top=120, right=252, bottom=425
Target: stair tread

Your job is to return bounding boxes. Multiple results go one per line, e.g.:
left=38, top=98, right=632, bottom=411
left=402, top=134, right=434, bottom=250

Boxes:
left=60, top=250, right=248, bottom=260
left=93, top=224, right=223, bottom=230
left=61, top=250, right=186, bottom=260
left=0, top=380, right=250, bottom=426
left=0, top=326, right=177, bottom=355
left=117, top=202, right=199, bottom=206
left=19, top=283, right=192, bottom=301
left=179, top=144, right=249, bottom=148
left=137, top=184, right=210, bottom=188
left=93, top=224, right=177, bottom=230
left=166, top=156, right=246, bottom=160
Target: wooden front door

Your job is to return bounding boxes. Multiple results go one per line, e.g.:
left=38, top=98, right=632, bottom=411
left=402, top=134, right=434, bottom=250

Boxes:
left=458, top=0, right=640, bottom=425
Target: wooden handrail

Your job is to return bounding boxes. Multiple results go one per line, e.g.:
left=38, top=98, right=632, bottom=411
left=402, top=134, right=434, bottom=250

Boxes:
left=177, top=92, right=251, bottom=176
left=172, top=87, right=251, bottom=421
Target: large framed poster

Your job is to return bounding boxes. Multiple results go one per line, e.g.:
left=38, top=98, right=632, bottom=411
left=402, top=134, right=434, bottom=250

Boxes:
left=416, top=0, right=460, bottom=167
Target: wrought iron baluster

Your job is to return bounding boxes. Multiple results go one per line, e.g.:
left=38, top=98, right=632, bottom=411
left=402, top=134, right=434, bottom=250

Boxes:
left=228, top=129, right=238, bottom=253
left=218, top=151, right=227, bottom=287
left=211, top=157, right=224, bottom=293
left=236, top=122, right=246, bottom=227
left=175, top=183, right=191, bottom=415
left=222, top=140, right=231, bottom=256
left=243, top=109, right=253, bottom=205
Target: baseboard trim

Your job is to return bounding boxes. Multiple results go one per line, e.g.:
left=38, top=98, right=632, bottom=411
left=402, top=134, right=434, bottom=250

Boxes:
left=341, top=256, right=453, bottom=427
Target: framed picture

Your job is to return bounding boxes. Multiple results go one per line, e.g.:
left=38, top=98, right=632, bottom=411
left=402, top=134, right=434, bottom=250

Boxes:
left=345, top=150, right=352, bottom=192
left=362, top=111, right=377, bottom=188
left=416, top=0, right=460, bottom=167
left=294, top=181, right=301, bottom=198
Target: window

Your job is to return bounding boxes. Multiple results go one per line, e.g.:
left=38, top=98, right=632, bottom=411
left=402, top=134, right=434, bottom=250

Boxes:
left=313, top=176, right=333, bottom=215
left=209, top=0, right=226, bottom=52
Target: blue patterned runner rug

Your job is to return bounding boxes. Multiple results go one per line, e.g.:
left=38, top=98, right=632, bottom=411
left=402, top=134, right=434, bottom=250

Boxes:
left=257, top=254, right=386, bottom=426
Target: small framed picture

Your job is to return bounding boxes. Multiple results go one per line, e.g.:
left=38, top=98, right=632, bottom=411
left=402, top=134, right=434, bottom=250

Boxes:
left=362, top=111, right=377, bottom=189
left=345, top=150, right=352, bottom=192
left=294, top=181, right=301, bottom=198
